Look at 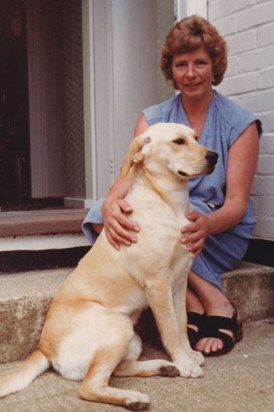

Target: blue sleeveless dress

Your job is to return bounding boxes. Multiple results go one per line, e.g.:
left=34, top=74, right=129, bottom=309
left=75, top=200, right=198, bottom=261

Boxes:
left=82, top=91, right=262, bottom=290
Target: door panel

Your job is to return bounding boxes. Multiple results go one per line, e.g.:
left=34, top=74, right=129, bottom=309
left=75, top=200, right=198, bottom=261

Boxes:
left=27, top=0, right=66, bottom=198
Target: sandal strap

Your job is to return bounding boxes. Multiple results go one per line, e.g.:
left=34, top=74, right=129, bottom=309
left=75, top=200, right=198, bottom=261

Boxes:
left=187, top=312, right=206, bottom=329
left=202, top=311, right=242, bottom=337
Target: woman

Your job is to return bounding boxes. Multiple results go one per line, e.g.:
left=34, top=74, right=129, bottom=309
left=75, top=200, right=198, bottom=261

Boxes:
left=82, top=15, right=262, bottom=356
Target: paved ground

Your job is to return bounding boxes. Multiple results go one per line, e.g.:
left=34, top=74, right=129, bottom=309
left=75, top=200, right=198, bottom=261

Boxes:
left=0, top=318, right=273, bottom=412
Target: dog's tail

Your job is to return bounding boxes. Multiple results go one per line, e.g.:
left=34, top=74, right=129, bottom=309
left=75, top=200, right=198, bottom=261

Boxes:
left=0, top=349, right=50, bottom=398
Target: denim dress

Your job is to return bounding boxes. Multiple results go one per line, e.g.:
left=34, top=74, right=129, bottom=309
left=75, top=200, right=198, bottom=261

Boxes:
left=82, top=91, right=262, bottom=290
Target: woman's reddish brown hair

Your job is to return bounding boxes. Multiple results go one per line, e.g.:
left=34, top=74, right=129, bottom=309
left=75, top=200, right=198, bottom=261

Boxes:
left=161, top=15, right=227, bottom=87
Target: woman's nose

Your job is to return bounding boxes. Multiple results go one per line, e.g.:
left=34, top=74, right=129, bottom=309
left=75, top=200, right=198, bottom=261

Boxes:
left=186, top=64, right=196, bottom=77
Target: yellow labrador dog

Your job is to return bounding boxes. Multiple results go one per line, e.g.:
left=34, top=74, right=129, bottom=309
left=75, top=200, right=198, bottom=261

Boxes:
left=0, top=123, right=218, bottom=410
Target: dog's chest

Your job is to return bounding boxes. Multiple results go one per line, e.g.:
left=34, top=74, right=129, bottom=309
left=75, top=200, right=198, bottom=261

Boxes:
left=125, top=196, right=191, bottom=269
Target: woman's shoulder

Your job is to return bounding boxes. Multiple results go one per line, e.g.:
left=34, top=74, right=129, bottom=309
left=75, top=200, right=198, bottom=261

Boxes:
left=143, top=95, right=181, bottom=125
left=213, top=91, right=259, bottom=134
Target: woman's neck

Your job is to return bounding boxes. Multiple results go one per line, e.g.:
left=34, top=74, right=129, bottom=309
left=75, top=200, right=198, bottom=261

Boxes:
left=181, top=91, right=213, bottom=137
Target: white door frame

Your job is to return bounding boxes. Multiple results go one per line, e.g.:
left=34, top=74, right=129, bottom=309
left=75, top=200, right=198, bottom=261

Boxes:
left=175, top=0, right=207, bottom=20
left=82, top=0, right=157, bottom=207
left=82, top=0, right=113, bottom=205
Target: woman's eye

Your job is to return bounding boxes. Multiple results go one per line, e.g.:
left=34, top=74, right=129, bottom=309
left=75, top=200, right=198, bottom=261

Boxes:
left=173, top=138, right=185, bottom=145
left=175, top=62, right=186, bottom=68
left=196, top=60, right=207, bottom=67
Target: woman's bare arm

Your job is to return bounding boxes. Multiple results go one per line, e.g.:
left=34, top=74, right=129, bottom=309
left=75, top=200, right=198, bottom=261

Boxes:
left=181, top=122, right=259, bottom=255
left=102, top=114, right=149, bottom=249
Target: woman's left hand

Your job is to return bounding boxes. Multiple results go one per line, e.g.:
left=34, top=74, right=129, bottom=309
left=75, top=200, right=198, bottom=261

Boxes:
left=180, top=211, right=210, bottom=255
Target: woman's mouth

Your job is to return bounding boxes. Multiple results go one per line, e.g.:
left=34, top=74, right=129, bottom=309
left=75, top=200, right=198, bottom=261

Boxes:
left=185, top=83, right=201, bottom=88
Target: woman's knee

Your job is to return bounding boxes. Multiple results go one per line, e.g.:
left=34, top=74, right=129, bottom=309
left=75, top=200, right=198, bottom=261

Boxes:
left=92, top=223, right=104, bottom=235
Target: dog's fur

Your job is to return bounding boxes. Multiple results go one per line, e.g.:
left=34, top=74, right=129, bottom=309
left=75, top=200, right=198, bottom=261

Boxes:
left=0, top=123, right=217, bottom=410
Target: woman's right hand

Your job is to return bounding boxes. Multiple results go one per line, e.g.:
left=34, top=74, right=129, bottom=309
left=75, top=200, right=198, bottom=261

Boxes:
left=101, top=113, right=148, bottom=249
left=102, top=196, right=140, bottom=250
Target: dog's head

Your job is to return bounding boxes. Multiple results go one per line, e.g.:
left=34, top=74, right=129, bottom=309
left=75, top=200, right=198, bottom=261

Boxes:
left=120, top=122, right=218, bottom=180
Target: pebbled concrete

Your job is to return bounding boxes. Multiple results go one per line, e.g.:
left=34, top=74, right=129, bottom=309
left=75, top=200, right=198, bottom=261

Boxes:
left=0, top=319, right=273, bottom=412
left=0, top=269, right=69, bottom=363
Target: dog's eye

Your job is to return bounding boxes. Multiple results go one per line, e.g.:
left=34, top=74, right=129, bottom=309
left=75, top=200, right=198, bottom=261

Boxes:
left=173, top=138, right=185, bottom=145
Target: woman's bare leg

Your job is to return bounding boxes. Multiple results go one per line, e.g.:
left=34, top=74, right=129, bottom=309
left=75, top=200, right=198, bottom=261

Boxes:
left=91, top=223, right=104, bottom=234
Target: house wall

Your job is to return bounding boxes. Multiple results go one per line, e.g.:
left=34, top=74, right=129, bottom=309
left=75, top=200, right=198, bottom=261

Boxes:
left=208, top=0, right=274, bottom=241
left=156, top=0, right=174, bottom=102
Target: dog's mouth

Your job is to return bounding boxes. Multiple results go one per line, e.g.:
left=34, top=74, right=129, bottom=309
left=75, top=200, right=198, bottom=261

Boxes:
left=177, top=169, right=208, bottom=178
left=177, top=152, right=218, bottom=178
left=177, top=165, right=215, bottom=178
left=178, top=170, right=188, bottom=177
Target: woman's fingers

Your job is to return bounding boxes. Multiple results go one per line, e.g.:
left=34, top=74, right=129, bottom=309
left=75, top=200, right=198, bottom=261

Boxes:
left=102, top=198, right=140, bottom=248
left=180, top=212, right=209, bottom=255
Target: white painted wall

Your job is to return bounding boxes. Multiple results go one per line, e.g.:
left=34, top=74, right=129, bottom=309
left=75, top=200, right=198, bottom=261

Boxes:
left=83, top=0, right=157, bottom=204
left=111, top=0, right=158, bottom=185
left=208, top=0, right=274, bottom=241
left=176, top=0, right=207, bottom=19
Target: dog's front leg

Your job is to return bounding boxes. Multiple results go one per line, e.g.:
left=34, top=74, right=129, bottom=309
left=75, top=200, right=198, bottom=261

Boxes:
left=145, top=282, right=203, bottom=378
left=173, top=278, right=204, bottom=366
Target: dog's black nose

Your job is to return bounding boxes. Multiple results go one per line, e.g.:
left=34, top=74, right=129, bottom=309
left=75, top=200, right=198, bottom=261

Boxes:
left=206, top=151, right=218, bottom=165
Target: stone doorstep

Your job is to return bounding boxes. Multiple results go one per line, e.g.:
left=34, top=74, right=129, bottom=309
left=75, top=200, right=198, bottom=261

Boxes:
left=0, top=209, right=88, bottom=237
left=0, top=262, right=273, bottom=364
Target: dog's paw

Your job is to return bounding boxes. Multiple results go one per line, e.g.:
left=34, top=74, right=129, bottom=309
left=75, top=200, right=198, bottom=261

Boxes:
left=126, top=401, right=150, bottom=411
left=125, top=392, right=150, bottom=411
left=159, top=365, right=180, bottom=377
left=178, top=361, right=204, bottom=378
left=188, top=350, right=205, bottom=366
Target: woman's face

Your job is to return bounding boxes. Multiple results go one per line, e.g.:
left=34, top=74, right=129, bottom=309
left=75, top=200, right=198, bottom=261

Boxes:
left=171, top=47, right=214, bottom=101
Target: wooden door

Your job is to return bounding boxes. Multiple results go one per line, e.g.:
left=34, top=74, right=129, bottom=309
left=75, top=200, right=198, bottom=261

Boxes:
left=27, top=0, right=66, bottom=198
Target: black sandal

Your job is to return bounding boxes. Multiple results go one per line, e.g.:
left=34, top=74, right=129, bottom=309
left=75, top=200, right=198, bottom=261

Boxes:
left=187, top=312, right=206, bottom=349
left=201, top=308, right=243, bottom=357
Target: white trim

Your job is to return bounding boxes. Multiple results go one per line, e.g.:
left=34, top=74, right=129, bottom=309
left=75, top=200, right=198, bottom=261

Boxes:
left=82, top=0, right=116, bottom=200
left=82, top=0, right=98, bottom=200
left=175, top=0, right=207, bottom=20
left=106, top=2, right=115, bottom=185
left=0, top=234, right=90, bottom=252
left=84, top=198, right=98, bottom=209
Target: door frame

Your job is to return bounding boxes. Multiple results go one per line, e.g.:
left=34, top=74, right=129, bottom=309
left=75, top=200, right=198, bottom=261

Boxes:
left=81, top=0, right=158, bottom=207
left=175, top=0, right=207, bottom=20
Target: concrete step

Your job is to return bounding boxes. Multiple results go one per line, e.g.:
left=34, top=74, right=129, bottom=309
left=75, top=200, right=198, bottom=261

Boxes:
left=0, top=209, right=90, bottom=273
left=0, top=262, right=274, bottom=364
left=0, top=318, right=273, bottom=411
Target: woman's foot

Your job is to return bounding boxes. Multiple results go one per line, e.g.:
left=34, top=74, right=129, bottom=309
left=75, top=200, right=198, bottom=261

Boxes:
left=196, top=307, right=243, bottom=356
left=195, top=298, right=236, bottom=354
left=187, top=272, right=242, bottom=356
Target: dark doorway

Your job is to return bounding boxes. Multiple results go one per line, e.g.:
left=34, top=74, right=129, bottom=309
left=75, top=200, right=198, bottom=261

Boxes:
left=0, top=0, right=85, bottom=211
left=0, top=0, right=31, bottom=209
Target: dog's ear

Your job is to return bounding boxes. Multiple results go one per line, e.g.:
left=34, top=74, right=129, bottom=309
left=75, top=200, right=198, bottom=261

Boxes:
left=120, top=136, right=151, bottom=178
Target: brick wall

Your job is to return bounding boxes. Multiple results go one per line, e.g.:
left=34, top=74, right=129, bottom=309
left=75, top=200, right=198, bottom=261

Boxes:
left=208, top=0, right=274, bottom=241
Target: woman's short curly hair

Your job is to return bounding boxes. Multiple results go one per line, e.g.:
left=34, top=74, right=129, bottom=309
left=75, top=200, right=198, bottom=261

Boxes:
left=161, top=15, right=227, bottom=87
